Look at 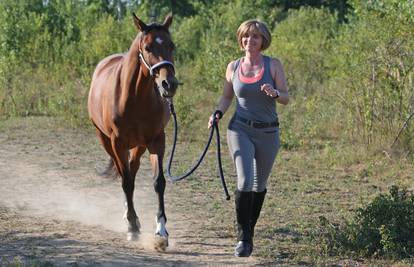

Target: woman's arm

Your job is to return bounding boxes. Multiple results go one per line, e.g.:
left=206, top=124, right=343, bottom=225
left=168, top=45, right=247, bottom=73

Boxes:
left=208, top=61, right=235, bottom=128
left=260, top=58, right=289, bottom=105
left=270, top=58, right=289, bottom=105
left=216, top=61, right=235, bottom=113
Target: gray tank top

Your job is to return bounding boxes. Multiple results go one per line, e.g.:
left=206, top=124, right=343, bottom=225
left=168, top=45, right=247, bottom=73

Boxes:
left=232, top=56, right=278, bottom=122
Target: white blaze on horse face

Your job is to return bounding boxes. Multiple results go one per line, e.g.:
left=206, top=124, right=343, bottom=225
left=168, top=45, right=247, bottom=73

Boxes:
left=155, top=216, right=168, bottom=237
left=155, top=37, right=163, bottom=45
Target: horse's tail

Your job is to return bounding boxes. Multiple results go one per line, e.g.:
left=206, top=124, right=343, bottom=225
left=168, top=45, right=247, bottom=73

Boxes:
left=95, top=158, right=119, bottom=179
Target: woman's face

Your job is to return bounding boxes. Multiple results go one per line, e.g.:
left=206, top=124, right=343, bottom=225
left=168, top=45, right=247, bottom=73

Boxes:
left=241, top=30, right=263, bottom=53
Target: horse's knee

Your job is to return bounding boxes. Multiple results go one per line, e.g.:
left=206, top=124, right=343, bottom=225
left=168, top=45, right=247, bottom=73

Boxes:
left=122, top=174, right=135, bottom=195
left=153, top=175, right=166, bottom=194
left=122, top=179, right=134, bottom=191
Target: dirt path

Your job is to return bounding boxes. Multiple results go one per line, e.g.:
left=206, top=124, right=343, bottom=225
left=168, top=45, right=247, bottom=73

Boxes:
left=0, top=117, right=261, bottom=266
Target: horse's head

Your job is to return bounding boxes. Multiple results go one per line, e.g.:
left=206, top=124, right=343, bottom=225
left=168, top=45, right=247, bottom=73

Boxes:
left=133, top=13, right=178, bottom=98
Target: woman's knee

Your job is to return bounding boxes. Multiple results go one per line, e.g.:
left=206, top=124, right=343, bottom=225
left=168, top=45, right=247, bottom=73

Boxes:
left=253, top=183, right=267, bottom=193
left=237, top=179, right=253, bottom=192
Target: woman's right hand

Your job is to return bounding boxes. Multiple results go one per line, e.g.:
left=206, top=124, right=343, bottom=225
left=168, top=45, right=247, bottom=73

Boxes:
left=208, top=110, right=223, bottom=128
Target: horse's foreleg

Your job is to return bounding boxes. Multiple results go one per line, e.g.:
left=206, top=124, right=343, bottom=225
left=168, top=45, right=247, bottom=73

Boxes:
left=111, top=136, right=140, bottom=241
left=148, top=133, right=169, bottom=251
left=129, top=146, right=146, bottom=178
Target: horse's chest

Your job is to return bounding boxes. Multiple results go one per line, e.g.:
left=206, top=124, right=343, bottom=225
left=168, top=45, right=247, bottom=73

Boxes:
left=112, top=103, right=169, bottom=147
left=127, top=121, right=163, bottom=144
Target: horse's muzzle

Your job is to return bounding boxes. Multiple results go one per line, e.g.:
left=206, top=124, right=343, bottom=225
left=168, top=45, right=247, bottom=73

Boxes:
left=157, top=77, right=178, bottom=98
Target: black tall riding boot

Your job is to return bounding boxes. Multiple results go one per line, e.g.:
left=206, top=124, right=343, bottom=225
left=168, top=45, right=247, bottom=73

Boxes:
left=234, top=190, right=253, bottom=257
left=251, top=189, right=267, bottom=239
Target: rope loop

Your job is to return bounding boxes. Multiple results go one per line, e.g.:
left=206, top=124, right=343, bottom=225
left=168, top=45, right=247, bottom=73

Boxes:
left=166, top=99, right=230, bottom=200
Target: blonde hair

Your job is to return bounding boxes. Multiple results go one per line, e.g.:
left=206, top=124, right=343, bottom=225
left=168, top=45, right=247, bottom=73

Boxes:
left=236, top=19, right=271, bottom=51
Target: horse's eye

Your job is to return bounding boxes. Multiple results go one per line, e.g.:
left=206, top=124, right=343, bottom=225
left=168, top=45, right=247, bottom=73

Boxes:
left=144, top=44, right=151, bottom=52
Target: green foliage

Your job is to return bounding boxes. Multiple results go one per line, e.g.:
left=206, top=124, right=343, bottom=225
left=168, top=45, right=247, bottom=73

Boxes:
left=137, top=0, right=197, bottom=18
left=0, top=0, right=413, bottom=151
left=184, top=0, right=283, bottom=94
left=173, top=15, right=208, bottom=62
left=329, top=0, right=414, bottom=147
left=270, top=7, right=338, bottom=95
left=0, top=1, right=134, bottom=123
left=268, top=8, right=340, bottom=148
left=311, top=185, right=414, bottom=258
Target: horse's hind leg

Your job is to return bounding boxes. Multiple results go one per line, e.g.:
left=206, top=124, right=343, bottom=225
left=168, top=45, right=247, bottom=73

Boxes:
left=111, top=135, right=140, bottom=241
left=148, top=132, right=169, bottom=251
left=95, top=129, right=118, bottom=178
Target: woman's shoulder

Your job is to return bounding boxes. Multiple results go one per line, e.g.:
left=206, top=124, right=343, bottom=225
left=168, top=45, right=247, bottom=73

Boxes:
left=265, top=56, right=284, bottom=75
left=265, top=56, right=287, bottom=85
left=225, top=58, right=242, bottom=78
left=227, top=58, right=242, bottom=70
left=264, top=55, right=282, bottom=66
left=226, top=58, right=243, bottom=82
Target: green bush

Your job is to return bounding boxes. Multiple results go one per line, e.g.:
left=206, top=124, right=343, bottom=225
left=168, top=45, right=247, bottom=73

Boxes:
left=268, top=7, right=340, bottom=148
left=269, top=7, right=338, bottom=96
left=0, top=0, right=413, bottom=153
left=328, top=0, right=414, bottom=148
left=311, top=185, right=414, bottom=258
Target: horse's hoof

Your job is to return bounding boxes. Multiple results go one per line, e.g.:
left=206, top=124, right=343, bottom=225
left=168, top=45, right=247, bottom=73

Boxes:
left=127, top=231, right=139, bottom=241
left=154, top=234, right=168, bottom=252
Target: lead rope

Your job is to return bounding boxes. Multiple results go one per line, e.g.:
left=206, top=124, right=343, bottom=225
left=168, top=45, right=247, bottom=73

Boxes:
left=165, top=99, right=230, bottom=200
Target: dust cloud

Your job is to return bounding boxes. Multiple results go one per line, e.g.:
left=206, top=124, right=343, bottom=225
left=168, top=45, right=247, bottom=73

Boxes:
left=0, top=157, right=165, bottom=248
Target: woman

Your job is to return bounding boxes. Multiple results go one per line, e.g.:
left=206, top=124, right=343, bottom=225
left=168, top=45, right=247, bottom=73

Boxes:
left=208, top=19, right=289, bottom=257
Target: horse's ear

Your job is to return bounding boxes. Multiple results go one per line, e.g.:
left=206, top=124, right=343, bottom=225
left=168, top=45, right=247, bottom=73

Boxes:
left=133, top=13, right=147, bottom=32
left=162, top=13, right=173, bottom=28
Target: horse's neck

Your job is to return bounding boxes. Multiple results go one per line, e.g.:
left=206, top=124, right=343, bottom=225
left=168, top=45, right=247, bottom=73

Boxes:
left=119, top=48, right=157, bottom=110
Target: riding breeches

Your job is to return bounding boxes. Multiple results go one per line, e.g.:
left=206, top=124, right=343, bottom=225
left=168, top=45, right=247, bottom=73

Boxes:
left=227, top=118, right=280, bottom=192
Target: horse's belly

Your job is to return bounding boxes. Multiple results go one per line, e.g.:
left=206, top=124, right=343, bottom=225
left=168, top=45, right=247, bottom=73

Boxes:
left=88, top=54, right=124, bottom=136
left=115, top=116, right=160, bottom=144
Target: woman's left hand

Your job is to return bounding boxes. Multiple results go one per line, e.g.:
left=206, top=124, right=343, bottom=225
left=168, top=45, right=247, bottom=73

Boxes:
left=260, top=83, right=279, bottom=98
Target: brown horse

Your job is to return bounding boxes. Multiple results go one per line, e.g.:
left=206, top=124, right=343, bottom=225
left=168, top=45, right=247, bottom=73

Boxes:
left=88, top=13, right=178, bottom=249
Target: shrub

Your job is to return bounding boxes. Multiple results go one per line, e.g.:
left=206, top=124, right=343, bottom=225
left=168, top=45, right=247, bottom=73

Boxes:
left=268, top=7, right=340, bottom=148
left=310, top=185, right=414, bottom=258
left=328, top=0, right=414, bottom=148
